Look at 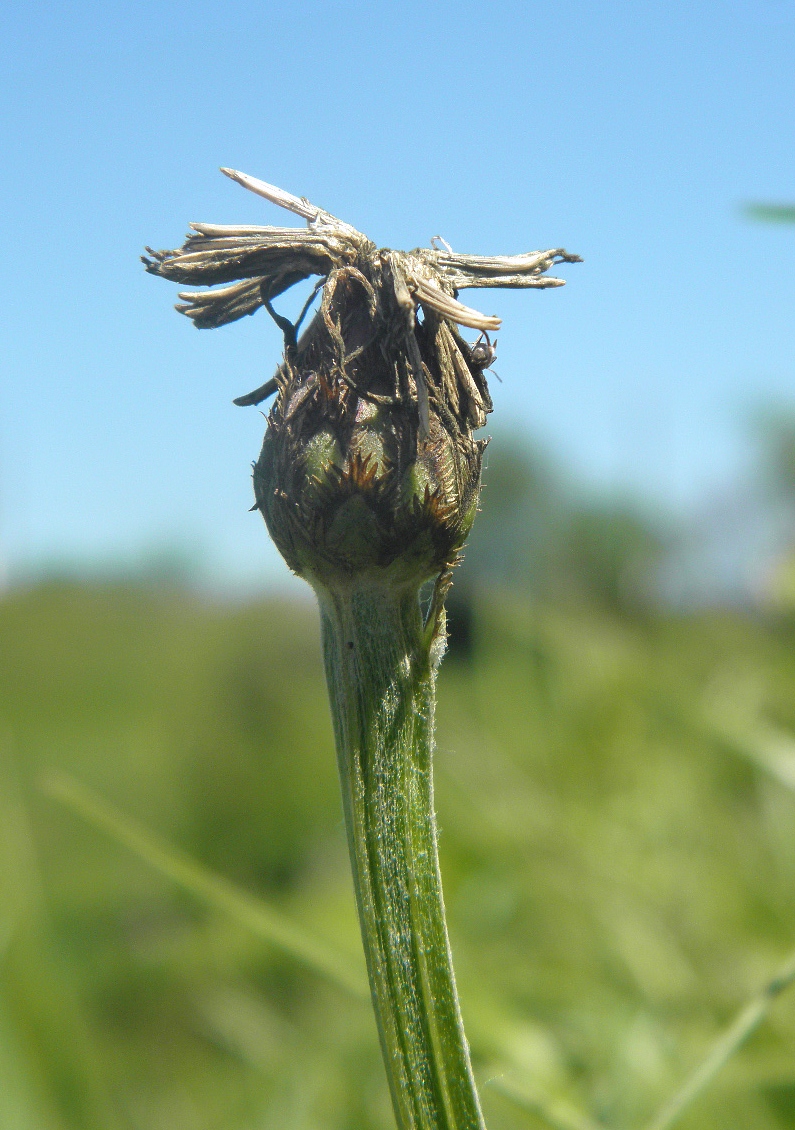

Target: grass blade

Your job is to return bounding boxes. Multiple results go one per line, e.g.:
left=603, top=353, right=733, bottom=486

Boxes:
left=488, top=1075, right=604, bottom=1130
left=744, top=204, right=795, bottom=224
left=42, top=771, right=369, bottom=1002
left=43, top=772, right=605, bottom=1130
left=643, top=947, right=795, bottom=1130
left=719, top=721, right=795, bottom=793
left=1, top=749, right=123, bottom=1130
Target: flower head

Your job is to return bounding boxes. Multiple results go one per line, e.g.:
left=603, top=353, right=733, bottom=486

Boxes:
left=143, top=168, right=580, bottom=591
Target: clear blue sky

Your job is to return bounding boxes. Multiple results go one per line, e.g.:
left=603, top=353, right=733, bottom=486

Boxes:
left=1, top=0, right=793, bottom=590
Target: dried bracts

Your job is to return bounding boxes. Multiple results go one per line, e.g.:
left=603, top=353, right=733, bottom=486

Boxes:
left=144, top=169, right=580, bottom=588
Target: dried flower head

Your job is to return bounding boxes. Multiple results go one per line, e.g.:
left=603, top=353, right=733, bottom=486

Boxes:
left=143, top=169, right=580, bottom=592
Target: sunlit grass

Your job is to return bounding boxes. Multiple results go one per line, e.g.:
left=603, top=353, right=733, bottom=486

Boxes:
left=2, top=581, right=795, bottom=1128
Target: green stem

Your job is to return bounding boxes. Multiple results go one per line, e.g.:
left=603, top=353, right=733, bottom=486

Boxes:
left=315, top=578, right=485, bottom=1130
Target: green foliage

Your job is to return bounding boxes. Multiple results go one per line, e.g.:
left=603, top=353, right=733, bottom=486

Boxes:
left=752, top=410, right=795, bottom=503
left=460, top=437, right=667, bottom=612
left=3, top=580, right=795, bottom=1128
left=745, top=205, right=795, bottom=225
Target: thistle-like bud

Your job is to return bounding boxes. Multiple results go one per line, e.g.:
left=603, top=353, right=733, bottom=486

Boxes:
left=254, top=252, right=493, bottom=588
left=143, top=168, right=580, bottom=594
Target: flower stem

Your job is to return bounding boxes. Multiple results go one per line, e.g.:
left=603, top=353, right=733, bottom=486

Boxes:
left=315, top=577, right=486, bottom=1130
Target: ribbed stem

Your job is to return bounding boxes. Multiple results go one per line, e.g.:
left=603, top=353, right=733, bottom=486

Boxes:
left=315, top=579, right=485, bottom=1130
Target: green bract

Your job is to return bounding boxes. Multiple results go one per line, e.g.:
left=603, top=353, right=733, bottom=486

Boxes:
left=252, top=254, right=488, bottom=587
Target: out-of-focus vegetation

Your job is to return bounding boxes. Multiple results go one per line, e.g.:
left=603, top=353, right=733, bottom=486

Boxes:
left=4, top=425, right=795, bottom=1130
left=458, top=437, right=668, bottom=614
left=745, top=204, right=795, bottom=225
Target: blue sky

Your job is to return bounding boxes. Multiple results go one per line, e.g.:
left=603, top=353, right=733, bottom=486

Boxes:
left=1, top=0, right=793, bottom=590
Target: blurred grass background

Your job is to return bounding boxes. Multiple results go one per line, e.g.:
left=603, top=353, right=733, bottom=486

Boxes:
left=3, top=425, right=795, bottom=1130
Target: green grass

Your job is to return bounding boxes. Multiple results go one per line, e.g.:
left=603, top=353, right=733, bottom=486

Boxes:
left=3, top=580, right=795, bottom=1129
